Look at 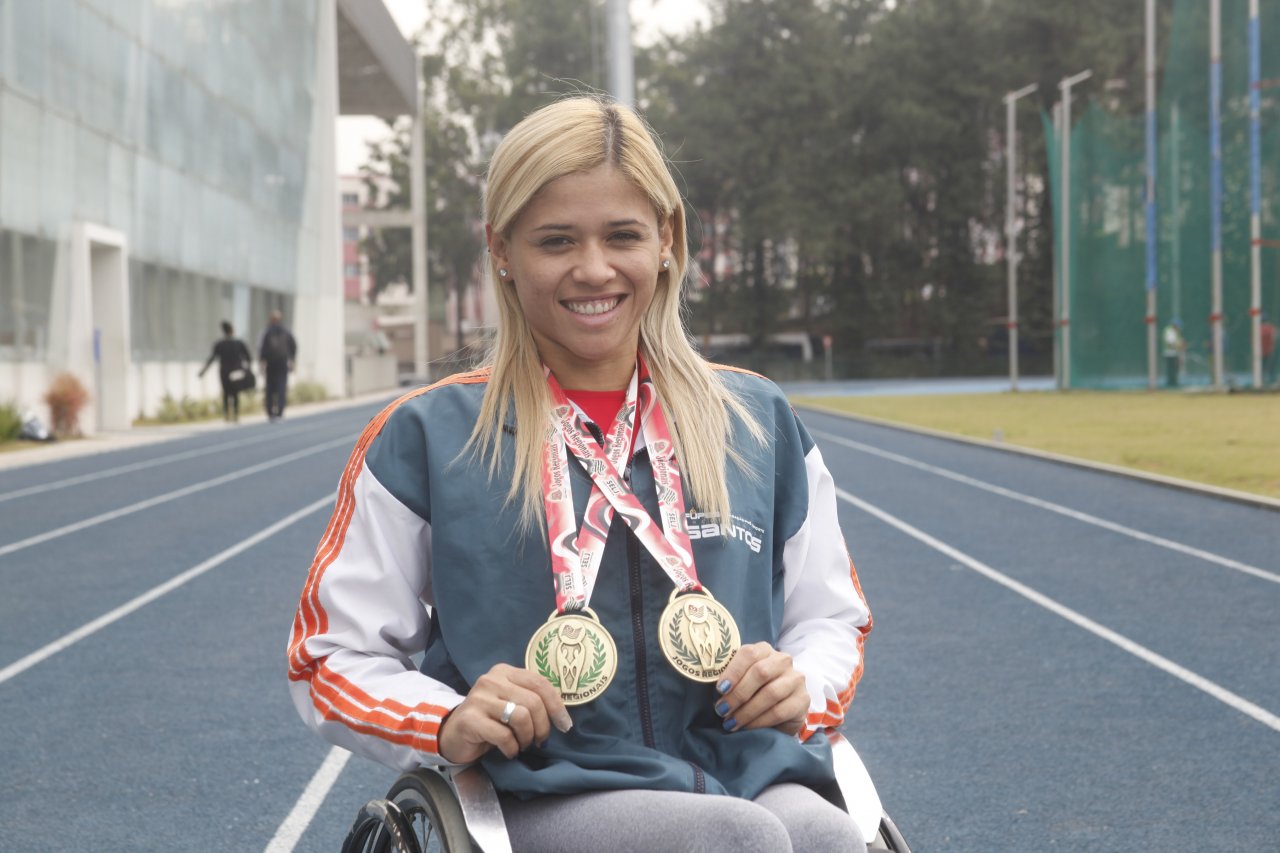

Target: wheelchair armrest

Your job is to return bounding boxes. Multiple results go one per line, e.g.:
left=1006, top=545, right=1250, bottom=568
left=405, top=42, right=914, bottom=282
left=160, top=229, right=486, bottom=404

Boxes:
left=828, top=730, right=885, bottom=846
left=447, top=764, right=514, bottom=853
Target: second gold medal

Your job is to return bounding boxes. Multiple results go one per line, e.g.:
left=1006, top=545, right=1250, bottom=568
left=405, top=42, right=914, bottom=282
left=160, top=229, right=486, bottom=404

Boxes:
left=657, top=588, right=741, bottom=682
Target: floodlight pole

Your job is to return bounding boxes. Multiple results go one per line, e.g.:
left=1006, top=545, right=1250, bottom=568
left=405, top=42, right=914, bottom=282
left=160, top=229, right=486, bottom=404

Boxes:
left=1210, top=0, right=1225, bottom=388
left=1052, top=102, right=1061, bottom=387
left=411, top=58, right=429, bottom=381
left=1171, top=102, right=1182, bottom=327
left=605, top=0, right=635, bottom=106
left=1145, top=0, right=1159, bottom=389
left=1249, top=0, right=1263, bottom=387
left=1004, top=82, right=1037, bottom=392
left=1058, top=69, right=1092, bottom=390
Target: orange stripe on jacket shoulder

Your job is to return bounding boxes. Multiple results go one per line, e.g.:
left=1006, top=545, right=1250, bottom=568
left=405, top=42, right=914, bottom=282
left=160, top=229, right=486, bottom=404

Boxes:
left=288, top=369, right=491, bottom=676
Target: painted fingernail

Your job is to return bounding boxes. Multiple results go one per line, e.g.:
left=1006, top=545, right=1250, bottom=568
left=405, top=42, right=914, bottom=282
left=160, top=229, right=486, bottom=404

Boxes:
left=715, top=701, right=730, bottom=716
left=723, top=717, right=737, bottom=731
left=553, top=711, right=573, bottom=733
left=717, top=679, right=732, bottom=694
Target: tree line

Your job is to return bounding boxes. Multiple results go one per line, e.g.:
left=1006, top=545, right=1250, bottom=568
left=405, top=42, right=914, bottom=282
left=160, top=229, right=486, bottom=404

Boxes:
left=362, top=0, right=1161, bottom=377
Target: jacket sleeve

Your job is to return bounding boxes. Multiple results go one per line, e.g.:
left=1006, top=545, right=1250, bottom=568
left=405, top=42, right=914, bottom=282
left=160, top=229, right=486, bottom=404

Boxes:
left=776, top=434, right=872, bottom=742
left=286, top=421, right=465, bottom=771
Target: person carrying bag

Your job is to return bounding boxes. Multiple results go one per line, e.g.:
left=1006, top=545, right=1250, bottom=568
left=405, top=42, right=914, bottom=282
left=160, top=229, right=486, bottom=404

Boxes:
left=199, top=321, right=254, bottom=422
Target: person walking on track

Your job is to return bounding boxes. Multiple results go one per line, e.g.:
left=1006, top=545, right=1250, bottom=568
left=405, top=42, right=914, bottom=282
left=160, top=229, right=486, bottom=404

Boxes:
left=1162, top=318, right=1186, bottom=388
left=198, top=321, right=253, bottom=423
left=1262, top=314, right=1277, bottom=388
left=258, top=310, right=296, bottom=422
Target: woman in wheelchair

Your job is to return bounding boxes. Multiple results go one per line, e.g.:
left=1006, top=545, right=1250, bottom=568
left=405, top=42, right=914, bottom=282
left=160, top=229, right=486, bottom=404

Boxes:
left=287, top=96, right=873, bottom=852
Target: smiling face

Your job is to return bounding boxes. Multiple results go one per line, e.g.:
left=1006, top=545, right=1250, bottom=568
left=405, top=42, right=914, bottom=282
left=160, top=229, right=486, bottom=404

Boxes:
left=488, top=164, right=673, bottom=391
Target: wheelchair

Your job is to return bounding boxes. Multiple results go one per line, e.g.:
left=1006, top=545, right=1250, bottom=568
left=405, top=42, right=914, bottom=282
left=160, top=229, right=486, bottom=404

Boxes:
left=341, top=731, right=910, bottom=853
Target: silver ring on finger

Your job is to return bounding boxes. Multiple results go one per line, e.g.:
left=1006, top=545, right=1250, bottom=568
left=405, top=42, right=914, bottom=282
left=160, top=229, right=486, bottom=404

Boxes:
left=499, top=700, right=517, bottom=726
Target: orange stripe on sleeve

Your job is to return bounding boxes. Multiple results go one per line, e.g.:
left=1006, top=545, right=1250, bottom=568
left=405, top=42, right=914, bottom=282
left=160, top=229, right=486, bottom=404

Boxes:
left=308, top=667, right=449, bottom=754
left=804, top=552, right=872, bottom=741
left=287, top=370, right=489, bottom=681
left=831, top=554, right=872, bottom=723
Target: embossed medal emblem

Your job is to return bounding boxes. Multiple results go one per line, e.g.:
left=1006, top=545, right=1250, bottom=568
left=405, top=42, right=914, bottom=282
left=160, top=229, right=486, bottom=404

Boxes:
left=526, top=608, right=618, bottom=705
left=658, top=589, right=741, bottom=682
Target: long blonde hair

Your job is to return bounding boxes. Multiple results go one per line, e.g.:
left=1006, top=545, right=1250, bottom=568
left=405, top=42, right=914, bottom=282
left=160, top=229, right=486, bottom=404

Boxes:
left=470, top=97, right=762, bottom=527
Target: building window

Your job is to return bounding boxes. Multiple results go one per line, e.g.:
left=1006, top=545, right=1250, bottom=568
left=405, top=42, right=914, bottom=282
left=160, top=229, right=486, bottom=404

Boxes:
left=0, top=230, right=55, bottom=358
left=341, top=193, right=359, bottom=207
left=343, top=226, right=358, bottom=242
left=345, top=264, right=361, bottom=278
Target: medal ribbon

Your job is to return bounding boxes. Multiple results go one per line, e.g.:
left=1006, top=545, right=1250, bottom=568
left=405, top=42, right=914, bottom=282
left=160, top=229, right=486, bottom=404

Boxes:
left=540, top=369, right=639, bottom=613
left=542, top=358, right=701, bottom=614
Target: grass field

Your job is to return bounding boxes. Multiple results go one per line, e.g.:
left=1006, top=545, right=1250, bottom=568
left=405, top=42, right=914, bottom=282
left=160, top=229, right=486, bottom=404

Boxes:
left=790, top=390, right=1280, bottom=500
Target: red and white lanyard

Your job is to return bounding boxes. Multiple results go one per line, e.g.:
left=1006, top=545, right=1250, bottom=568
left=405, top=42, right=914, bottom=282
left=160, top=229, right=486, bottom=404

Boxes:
left=540, top=359, right=701, bottom=614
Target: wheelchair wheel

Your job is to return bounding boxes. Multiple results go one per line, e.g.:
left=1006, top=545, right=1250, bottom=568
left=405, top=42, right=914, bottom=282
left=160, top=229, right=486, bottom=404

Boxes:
left=342, top=799, right=419, bottom=853
left=869, top=814, right=911, bottom=853
left=341, top=770, right=475, bottom=853
left=382, top=769, right=476, bottom=853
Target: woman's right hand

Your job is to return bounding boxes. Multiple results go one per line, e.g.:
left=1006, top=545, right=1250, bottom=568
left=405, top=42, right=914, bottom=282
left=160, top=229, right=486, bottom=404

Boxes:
left=437, top=663, right=572, bottom=764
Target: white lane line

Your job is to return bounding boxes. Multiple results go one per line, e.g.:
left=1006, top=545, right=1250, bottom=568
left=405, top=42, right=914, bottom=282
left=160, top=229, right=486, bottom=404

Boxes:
left=0, top=436, right=353, bottom=560
left=264, top=746, right=352, bottom=853
left=839, top=488, right=1280, bottom=734
left=0, top=494, right=334, bottom=686
left=813, top=429, right=1280, bottom=586
left=0, top=421, right=334, bottom=503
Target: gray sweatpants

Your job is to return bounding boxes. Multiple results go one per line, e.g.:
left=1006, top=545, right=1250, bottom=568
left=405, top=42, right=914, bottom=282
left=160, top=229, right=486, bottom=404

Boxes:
left=500, top=782, right=866, bottom=852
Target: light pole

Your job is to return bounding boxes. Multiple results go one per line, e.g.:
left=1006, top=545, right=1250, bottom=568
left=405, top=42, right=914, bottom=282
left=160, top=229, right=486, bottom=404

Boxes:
left=411, top=72, right=429, bottom=382
left=1210, top=0, right=1224, bottom=388
left=1004, top=82, right=1037, bottom=392
left=1052, top=101, right=1061, bottom=386
left=1145, top=0, right=1158, bottom=388
left=1171, top=102, right=1182, bottom=325
left=1058, top=69, right=1092, bottom=390
left=605, top=0, right=634, bottom=106
left=1248, top=0, right=1263, bottom=387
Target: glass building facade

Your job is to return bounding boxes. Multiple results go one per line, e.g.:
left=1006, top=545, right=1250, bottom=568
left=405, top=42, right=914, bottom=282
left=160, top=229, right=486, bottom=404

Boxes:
left=1, top=0, right=321, bottom=354
left=0, top=0, right=409, bottom=428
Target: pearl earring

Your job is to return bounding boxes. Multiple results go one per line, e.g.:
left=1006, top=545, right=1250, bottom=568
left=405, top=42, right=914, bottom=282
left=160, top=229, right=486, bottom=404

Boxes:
left=661, top=259, right=671, bottom=270
left=498, top=268, right=508, bottom=278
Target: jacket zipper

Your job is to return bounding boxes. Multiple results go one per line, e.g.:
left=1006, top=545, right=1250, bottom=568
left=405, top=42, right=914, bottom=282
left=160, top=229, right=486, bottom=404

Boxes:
left=625, top=458, right=658, bottom=750
left=687, top=762, right=706, bottom=794
left=627, top=447, right=701, bottom=793
left=578, top=415, right=707, bottom=794
left=584, top=422, right=657, bottom=750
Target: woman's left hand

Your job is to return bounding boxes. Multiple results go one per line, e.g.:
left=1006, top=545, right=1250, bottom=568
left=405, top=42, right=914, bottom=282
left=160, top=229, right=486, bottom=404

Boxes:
left=714, top=642, right=809, bottom=736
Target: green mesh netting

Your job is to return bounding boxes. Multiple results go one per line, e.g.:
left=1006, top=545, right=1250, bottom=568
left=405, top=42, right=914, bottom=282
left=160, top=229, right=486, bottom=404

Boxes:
left=1047, top=0, right=1280, bottom=388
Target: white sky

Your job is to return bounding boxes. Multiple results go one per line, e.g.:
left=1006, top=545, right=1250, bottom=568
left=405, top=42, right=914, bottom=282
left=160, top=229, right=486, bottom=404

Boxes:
left=336, top=0, right=710, bottom=174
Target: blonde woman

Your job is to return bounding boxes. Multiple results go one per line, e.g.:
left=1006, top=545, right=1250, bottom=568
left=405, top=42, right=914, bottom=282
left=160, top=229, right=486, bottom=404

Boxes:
left=288, top=97, right=872, bottom=851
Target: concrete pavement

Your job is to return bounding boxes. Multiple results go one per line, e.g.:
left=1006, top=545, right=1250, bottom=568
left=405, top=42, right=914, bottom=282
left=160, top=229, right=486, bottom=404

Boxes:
left=0, top=388, right=400, bottom=472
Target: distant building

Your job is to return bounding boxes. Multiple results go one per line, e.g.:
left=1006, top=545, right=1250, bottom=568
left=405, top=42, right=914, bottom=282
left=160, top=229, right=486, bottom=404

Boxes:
left=339, top=175, right=379, bottom=304
left=351, top=196, right=497, bottom=380
left=0, top=0, right=416, bottom=431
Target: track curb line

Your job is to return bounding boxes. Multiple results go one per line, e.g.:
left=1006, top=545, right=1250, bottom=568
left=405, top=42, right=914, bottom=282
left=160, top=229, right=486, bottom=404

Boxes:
left=792, top=401, right=1280, bottom=513
left=0, top=389, right=397, bottom=472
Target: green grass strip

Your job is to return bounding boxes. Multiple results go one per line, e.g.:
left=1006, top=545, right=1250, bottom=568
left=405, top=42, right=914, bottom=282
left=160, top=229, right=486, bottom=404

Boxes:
left=790, top=391, right=1280, bottom=500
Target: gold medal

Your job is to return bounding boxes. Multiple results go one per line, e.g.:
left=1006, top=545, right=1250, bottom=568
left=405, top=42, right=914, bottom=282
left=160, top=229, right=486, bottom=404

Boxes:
left=658, top=588, right=741, bottom=682
left=525, top=608, right=618, bottom=705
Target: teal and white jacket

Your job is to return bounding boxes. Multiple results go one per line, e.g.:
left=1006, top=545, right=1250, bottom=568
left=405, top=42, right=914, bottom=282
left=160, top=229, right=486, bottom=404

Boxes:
left=287, top=366, right=871, bottom=800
